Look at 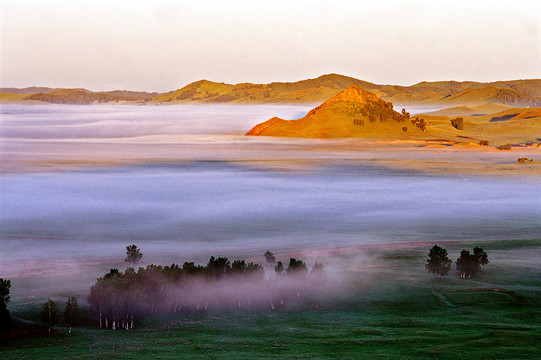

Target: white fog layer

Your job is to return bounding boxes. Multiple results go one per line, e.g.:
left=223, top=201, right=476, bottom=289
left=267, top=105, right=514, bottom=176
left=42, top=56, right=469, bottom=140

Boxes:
left=0, top=104, right=539, bottom=300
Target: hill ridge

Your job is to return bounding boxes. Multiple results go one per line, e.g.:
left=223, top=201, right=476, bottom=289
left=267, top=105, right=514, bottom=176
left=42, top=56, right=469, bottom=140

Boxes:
left=246, top=85, right=408, bottom=138
left=2, top=74, right=540, bottom=106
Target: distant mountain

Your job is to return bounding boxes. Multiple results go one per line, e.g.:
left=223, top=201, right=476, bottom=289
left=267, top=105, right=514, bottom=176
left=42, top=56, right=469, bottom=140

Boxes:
left=0, top=87, right=60, bottom=94
left=2, top=74, right=540, bottom=106
left=22, top=89, right=156, bottom=104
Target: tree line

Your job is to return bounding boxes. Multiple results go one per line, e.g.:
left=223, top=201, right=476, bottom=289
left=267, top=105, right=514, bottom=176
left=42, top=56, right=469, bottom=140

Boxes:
left=1, top=244, right=492, bottom=334
left=86, top=246, right=325, bottom=330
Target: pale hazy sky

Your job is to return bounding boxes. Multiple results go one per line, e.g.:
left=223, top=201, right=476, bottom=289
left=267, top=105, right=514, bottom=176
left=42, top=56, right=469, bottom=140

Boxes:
left=1, top=0, right=540, bottom=92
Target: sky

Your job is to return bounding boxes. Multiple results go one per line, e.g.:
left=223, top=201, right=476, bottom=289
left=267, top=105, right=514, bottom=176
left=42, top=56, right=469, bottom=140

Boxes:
left=1, top=0, right=540, bottom=92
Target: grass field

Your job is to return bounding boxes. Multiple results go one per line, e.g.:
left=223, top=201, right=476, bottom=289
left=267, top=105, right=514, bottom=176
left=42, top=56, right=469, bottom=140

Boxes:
left=2, top=239, right=540, bottom=359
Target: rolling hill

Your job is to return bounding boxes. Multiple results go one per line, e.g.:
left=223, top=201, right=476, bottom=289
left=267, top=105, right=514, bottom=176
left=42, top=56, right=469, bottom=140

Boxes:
left=247, top=85, right=417, bottom=139
left=2, top=74, right=540, bottom=107
left=247, top=85, right=541, bottom=145
left=150, top=75, right=541, bottom=106
left=21, top=89, right=157, bottom=104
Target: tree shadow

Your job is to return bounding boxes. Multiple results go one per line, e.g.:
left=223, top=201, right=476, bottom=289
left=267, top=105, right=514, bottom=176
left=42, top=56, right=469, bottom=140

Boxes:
left=489, top=114, right=516, bottom=122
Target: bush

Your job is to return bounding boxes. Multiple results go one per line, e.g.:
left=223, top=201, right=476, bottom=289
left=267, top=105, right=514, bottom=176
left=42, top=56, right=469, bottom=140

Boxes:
left=496, top=144, right=512, bottom=150
left=451, top=117, right=464, bottom=130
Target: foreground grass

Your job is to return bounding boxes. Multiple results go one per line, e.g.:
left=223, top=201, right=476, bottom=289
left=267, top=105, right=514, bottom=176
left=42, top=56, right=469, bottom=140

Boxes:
left=2, top=240, right=540, bottom=359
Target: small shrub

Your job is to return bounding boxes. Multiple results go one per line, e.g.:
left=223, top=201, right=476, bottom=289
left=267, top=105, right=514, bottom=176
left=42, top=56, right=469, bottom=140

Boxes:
left=517, top=157, right=533, bottom=164
left=496, top=144, right=512, bottom=150
left=451, top=117, right=464, bottom=130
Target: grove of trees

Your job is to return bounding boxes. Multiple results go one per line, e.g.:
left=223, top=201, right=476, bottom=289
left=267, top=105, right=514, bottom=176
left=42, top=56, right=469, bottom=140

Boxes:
left=426, top=245, right=489, bottom=279
left=88, top=255, right=325, bottom=330
left=456, top=247, right=489, bottom=278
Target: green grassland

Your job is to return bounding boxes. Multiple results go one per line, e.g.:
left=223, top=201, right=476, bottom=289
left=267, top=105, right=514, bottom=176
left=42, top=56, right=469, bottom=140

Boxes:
left=2, top=239, right=540, bottom=359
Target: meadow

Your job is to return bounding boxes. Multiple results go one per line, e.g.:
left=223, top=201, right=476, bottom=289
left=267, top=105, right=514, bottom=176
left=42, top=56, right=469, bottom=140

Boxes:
left=2, top=239, right=540, bottom=359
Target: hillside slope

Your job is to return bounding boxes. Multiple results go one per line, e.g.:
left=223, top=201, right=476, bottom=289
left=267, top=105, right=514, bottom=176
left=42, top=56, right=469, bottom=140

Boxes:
left=247, top=85, right=541, bottom=145
left=2, top=74, right=540, bottom=106
left=23, top=89, right=156, bottom=104
left=151, top=75, right=541, bottom=106
left=247, top=85, right=418, bottom=139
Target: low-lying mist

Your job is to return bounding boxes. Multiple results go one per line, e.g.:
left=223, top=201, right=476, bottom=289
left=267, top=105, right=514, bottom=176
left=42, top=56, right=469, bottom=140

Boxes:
left=2, top=162, right=540, bottom=302
left=0, top=104, right=312, bottom=139
left=87, top=259, right=338, bottom=330
left=1, top=104, right=539, bottom=304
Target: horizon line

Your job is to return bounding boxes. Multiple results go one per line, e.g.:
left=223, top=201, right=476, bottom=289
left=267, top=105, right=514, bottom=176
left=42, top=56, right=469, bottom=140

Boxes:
left=2, top=73, right=541, bottom=94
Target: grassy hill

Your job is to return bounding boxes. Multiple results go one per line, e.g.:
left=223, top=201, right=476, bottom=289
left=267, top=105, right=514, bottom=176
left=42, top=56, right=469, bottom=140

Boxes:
left=0, top=87, right=58, bottom=94
left=22, top=89, right=156, bottom=104
left=2, top=74, right=540, bottom=106
left=247, top=85, right=414, bottom=139
left=150, top=75, right=541, bottom=106
left=0, top=92, right=32, bottom=103
left=247, top=85, right=541, bottom=146
left=149, top=74, right=375, bottom=104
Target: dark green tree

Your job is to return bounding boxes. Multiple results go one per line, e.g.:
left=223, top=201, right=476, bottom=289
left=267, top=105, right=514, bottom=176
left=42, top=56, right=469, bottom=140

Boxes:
left=0, top=278, right=11, bottom=329
left=286, top=258, right=308, bottom=275
left=207, top=256, right=231, bottom=278
left=41, top=298, right=60, bottom=332
left=456, top=250, right=475, bottom=278
left=125, top=244, right=143, bottom=267
left=274, top=261, right=284, bottom=275
left=231, top=260, right=264, bottom=277
left=182, top=261, right=205, bottom=276
left=63, top=297, right=80, bottom=333
left=231, top=259, right=248, bottom=273
left=425, top=245, right=452, bottom=278
left=473, top=247, right=489, bottom=267
left=245, top=262, right=264, bottom=276
left=264, top=251, right=276, bottom=265
left=456, top=247, right=489, bottom=278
